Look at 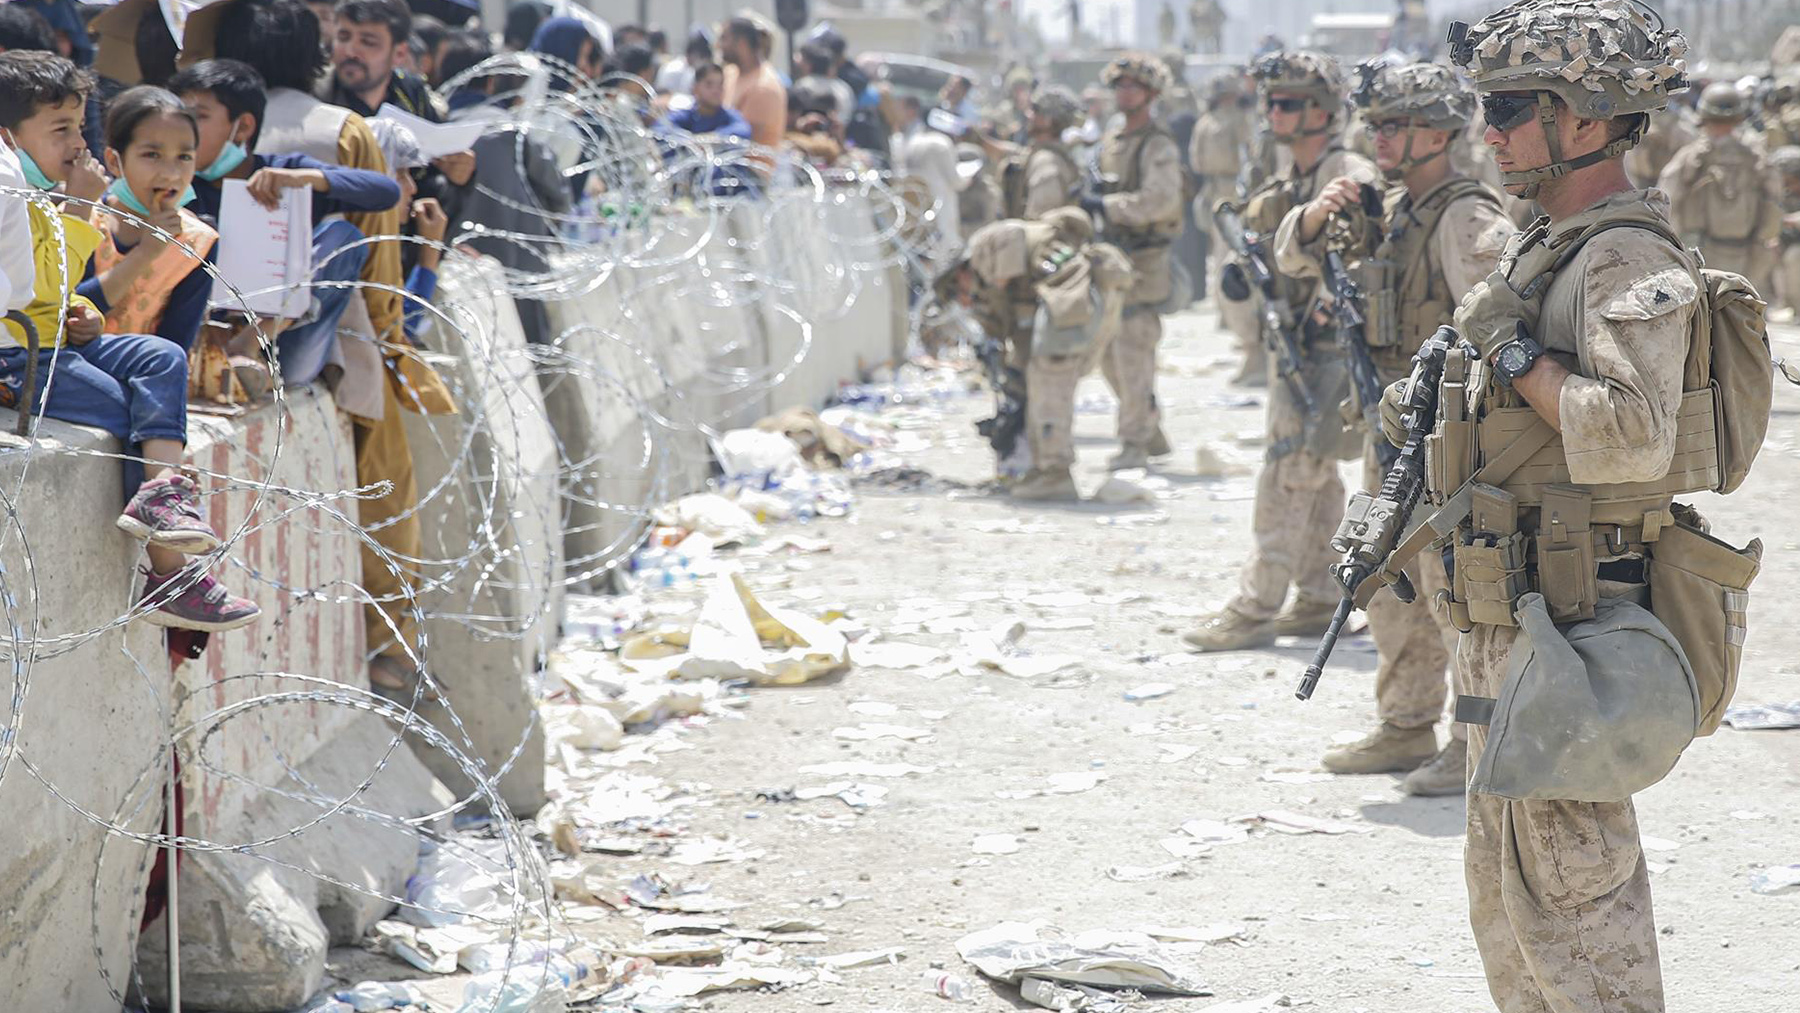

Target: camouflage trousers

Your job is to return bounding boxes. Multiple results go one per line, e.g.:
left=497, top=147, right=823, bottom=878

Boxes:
left=1101, top=306, right=1162, bottom=448
left=1225, top=364, right=1344, bottom=622
left=1781, top=244, right=1800, bottom=314
left=1361, top=445, right=1465, bottom=738
left=1026, top=334, right=1112, bottom=473
left=1461, top=624, right=1665, bottom=1013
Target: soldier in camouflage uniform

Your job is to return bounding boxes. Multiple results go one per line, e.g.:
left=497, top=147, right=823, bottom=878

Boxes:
left=1185, top=50, right=1379, bottom=651
left=1272, top=61, right=1514, bottom=794
left=1771, top=145, right=1800, bottom=320
left=1758, top=71, right=1800, bottom=151
left=1078, top=52, right=1186, bottom=470
left=1658, top=82, right=1781, bottom=292
left=1418, top=3, right=1701, bottom=1006
left=1000, top=86, right=1084, bottom=222
left=940, top=209, right=1135, bottom=500
left=1622, top=103, right=1694, bottom=187
left=1191, top=71, right=1269, bottom=384
left=986, top=66, right=1036, bottom=145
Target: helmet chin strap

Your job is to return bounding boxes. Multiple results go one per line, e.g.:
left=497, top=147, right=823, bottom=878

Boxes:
left=1384, top=127, right=1448, bottom=179
left=1499, top=92, right=1644, bottom=200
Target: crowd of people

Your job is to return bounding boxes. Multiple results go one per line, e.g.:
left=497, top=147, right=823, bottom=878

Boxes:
left=0, top=0, right=892, bottom=689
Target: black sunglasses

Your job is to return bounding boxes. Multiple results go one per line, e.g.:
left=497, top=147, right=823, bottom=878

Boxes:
left=1481, top=93, right=1538, bottom=132
left=1365, top=119, right=1421, bottom=139
left=1265, top=96, right=1309, bottom=113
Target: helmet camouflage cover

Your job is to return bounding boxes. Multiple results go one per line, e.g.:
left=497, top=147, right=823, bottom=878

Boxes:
left=1251, top=49, right=1348, bottom=110
left=1352, top=60, right=1477, bottom=130
left=1696, top=81, right=1748, bottom=120
left=1447, top=0, right=1689, bottom=121
left=1029, top=85, right=1082, bottom=130
left=1771, top=145, right=1800, bottom=178
left=1101, top=51, right=1172, bottom=94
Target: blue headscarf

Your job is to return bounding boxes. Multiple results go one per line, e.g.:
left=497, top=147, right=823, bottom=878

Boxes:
left=529, top=16, right=596, bottom=69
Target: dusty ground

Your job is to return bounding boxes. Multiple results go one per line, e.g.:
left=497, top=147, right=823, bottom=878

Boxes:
left=330, top=303, right=1800, bottom=1012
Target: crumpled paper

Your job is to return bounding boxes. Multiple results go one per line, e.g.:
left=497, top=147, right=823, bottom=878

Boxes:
left=956, top=920, right=1210, bottom=995
left=619, top=574, right=849, bottom=686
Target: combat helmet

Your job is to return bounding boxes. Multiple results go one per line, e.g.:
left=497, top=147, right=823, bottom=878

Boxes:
left=1101, top=51, right=1172, bottom=95
left=1696, top=81, right=1749, bottom=122
left=1352, top=60, right=1476, bottom=175
left=1029, top=85, right=1082, bottom=132
left=1770, top=145, right=1800, bottom=179
left=1448, top=0, right=1689, bottom=197
left=1251, top=50, right=1347, bottom=138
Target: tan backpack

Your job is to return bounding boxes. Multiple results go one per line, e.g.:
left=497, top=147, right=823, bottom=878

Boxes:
left=1547, top=214, right=1772, bottom=494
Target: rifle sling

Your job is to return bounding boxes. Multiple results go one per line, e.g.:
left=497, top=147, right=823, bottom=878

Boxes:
left=1351, top=413, right=1558, bottom=608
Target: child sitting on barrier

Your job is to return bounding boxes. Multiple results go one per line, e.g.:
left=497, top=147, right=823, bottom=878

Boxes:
left=75, top=86, right=217, bottom=353
left=171, top=59, right=405, bottom=385
left=0, top=50, right=260, bottom=632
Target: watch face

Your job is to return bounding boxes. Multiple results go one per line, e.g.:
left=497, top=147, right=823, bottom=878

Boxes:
left=1498, top=343, right=1529, bottom=376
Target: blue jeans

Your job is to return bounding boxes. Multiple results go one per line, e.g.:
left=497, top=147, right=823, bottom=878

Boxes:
left=276, top=220, right=370, bottom=387
left=0, top=332, right=189, bottom=498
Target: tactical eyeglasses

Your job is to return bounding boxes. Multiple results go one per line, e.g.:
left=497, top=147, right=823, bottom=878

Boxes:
left=1365, top=119, right=1423, bottom=138
left=1265, top=96, right=1309, bottom=113
left=1481, top=93, right=1539, bottom=132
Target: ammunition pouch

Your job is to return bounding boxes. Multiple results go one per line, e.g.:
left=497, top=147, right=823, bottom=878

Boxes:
left=1647, top=503, right=1762, bottom=736
left=1353, top=256, right=1400, bottom=350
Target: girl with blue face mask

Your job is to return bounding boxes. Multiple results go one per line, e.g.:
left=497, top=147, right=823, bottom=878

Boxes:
left=74, top=86, right=217, bottom=353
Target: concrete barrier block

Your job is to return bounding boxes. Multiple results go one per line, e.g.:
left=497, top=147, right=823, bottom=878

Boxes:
left=0, top=417, right=167, bottom=1013
left=403, top=255, right=562, bottom=816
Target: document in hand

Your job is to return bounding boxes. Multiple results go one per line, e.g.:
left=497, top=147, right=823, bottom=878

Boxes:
left=210, top=179, right=312, bottom=318
left=375, top=103, right=486, bottom=159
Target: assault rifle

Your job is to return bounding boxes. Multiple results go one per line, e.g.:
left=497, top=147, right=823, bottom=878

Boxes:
left=974, top=331, right=1027, bottom=458
left=1213, top=203, right=1315, bottom=415
left=1296, top=325, right=1462, bottom=701
left=1320, top=249, right=1396, bottom=472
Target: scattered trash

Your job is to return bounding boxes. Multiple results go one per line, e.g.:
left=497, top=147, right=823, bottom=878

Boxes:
left=1104, top=862, right=1187, bottom=883
left=620, top=574, right=849, bottom=685
left=1234, top=810, right=1372, bottom=836
left=798, top=761, right=935, bottom=778
left=813, top=946, right=907, bottom=968
left=996, top=772, right=1108, bottom=799
left=1750, top=865, right=1800, bottom=895
left=832, top=723, right=933, bottom=742
left=847, top=700, right=900, bottom=716
left=1179, top=819, right=1251, bottom=845
left=644, top=913, right=734, bottom=935
left=667, top=837, right=766, bottom=866
left=1094, top=475, right=1156, bottom=505
left=973, top=833, right=1024, bottom=855
left=654, top=492, right=767, bottom=544
left=1198, top=994, right=1296, bottom=1012
left=1158, top=745, right=1200, bottom=763
left=1732, top=811, right=1770, bottom=821
left=1124, top=683, right=1176, bottom=702
left=1138, top=923, right=1249, bottom=945
left=400, top=843, right=506, bottom=928
left=542, top=703, right=625, bottom=751
left=955, top=921, right=1210, bottom=995
left=371, top=921, right=490, bottom=975
left=1640, top=835, right=1682, bottom=853
left=849, top=640, right=950, bottom=669
left=1259, top=768, right=1334, bottom=785
left=921, top=969, right=976, bottom=1001
left=1722, top=701, right=1800, bottom=730
left=794, top=781, right=890, bottom=809
left=1193, top=445, right=1248, bottom=478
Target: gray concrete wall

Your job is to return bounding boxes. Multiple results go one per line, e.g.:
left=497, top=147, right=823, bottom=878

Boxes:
left=0, top=190, right=902, bottom=1011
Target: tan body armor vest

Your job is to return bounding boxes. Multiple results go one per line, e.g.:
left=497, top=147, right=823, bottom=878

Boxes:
left=1356, top=178, right=1499, bottom=378
left=1428, top=203, right=1720, bottom=627
left=1098, top=124, right=1184, bottom=248
left=1242, top=146, right=1346, bottom=332
left=1002, top=143, right=1080, bottom=221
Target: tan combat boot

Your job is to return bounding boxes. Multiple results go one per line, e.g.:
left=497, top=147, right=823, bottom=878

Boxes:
left=1148, top=427, right=1173, bottom=458
left=1401, top=739, right=1469, bottom=796
left=1010, top=467, right=1079, bottom=501
left=1272, top=596, right=1340, bottom=638
left=1108, top=444, right=1151, bottom=470
left=1182, top=608, right=1278, bottom=652
left=1321, top=722, right=1439, bottom=775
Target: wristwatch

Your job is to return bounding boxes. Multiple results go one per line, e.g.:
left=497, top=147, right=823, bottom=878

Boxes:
left=1491, top=329, right=1545, bottom=388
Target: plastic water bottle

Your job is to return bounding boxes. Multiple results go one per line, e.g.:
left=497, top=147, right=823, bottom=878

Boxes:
left=920, top=970, right=974, bottom=1001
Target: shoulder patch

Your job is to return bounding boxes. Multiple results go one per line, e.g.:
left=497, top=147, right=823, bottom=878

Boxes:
left=1599, top=266, right=1699, bottom=322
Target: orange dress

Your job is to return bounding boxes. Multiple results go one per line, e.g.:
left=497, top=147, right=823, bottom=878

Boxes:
left=89, top=204, right=218, bottom=336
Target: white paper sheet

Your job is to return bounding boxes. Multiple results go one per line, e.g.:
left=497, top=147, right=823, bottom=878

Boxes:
left=210, top=178, right=311, bottom=318
left=375, top=103, right=486, bottom=159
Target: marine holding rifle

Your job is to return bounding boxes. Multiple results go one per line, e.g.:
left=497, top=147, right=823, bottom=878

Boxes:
left=1184, top=51, right=1378, bottom=652
left=1352, top=2, right=1768, bottom=1007
left=1270, top=62, right=1513, bottom=796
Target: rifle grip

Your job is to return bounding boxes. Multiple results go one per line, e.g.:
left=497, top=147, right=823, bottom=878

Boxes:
left=1391, top=570, right=1417, bottom=604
